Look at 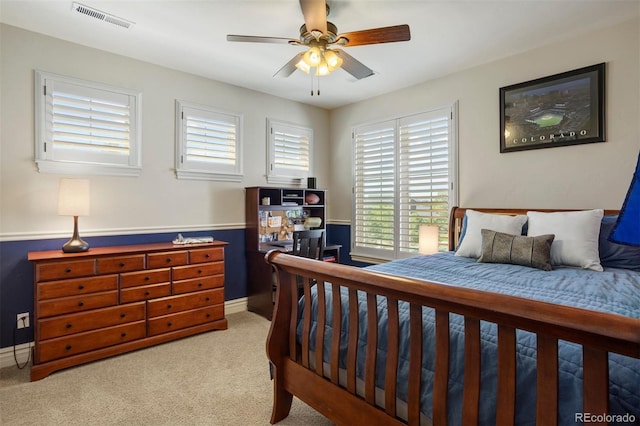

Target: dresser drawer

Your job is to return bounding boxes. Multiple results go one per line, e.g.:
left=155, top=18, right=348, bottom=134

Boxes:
left=38, top=275, right=118, bottom=300
left=96, top=255, right=145, bottom=274
left=189, top=247, right=224, bottom=264
left=172, top=262, right=224, bottom=281
left=35, top=259, right=96, bottom=282
left=38, top=302, right=145, bottom=340
left=173, top=275, right=224, bottom=294
left=147, top=289, right=224, bottom=318
left=119, top=283, right=171, bottom=304
left=147, top=251, right=188, bottom=269
left=120, top=268, right=170, bottom=288
left=147, top=305, right=224, bottom=336
left=37, top=321, right=146, bottom=363
left=38, top=291, right=118, bottom=318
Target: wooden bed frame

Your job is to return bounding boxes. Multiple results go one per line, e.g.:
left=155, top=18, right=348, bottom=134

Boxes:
left=265, top=207, right=639, bottom=425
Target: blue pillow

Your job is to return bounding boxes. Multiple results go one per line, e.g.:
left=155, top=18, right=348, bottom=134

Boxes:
left=599, top=215, right=640, bottom=271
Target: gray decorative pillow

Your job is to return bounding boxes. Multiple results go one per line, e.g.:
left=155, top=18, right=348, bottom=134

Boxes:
left=478, top=229, right=555, bottom=271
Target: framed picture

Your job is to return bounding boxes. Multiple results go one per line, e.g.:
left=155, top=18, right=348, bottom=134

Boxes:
left=499, top=63, right=605, bottom=153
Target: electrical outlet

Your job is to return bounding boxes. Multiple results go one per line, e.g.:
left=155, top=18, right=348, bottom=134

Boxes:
left=17, top=312, right=30, bottom=329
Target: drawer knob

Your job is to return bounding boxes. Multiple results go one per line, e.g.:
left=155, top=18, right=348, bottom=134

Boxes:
left=206, top=313, right=211, bottom=318
left=65, top=344, right=72, bottom=351
left=145, top=291, right=150, bottom=296
left=66, top=323, right=72, bottom=329
left=144, top=276, right=150, bottom=281
left=78, top=301, right=84, bottom=307
left=167, top=322, right=173, bottom=327
left=120, top=313, right=126, bottom=318
left=119, top=262, right=125, bottom=267
left=65, top=268, right=72, bottom=273
left=198, top=269, right=203, bottom=274
left=121, top=332, right=127, bottom=338
left=205, top=253, right=210, bottom=258
left=167, top=304, right=172, bottom=309
left=198, top=282, right=203, bottom=287
left=205, top=297, right=210, bottom=302
left=166, top=258, right=172, bottom=263
left=78, top=284, right=84, bottom=290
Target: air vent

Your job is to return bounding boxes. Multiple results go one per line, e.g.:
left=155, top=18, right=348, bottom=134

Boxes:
left=72, top=2, right=134, bottom=29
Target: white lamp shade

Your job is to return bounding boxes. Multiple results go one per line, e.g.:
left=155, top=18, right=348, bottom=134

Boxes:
left=419, top=225, right=439, bottom=255
left=58, top=178, right=90, bottom=216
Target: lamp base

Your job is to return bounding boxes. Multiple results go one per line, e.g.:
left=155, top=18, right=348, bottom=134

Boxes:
left=62, top=237, right=89, bottom=253
left=62, top=215, right=90, bottom=253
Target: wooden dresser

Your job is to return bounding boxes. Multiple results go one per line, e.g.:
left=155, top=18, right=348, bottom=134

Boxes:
left=28, top=241, right=228, bottom=381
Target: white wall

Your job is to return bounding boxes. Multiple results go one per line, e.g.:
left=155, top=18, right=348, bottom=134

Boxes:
left=328, top=15, right=640, bottom=222
left=0, top=24, right=330, bottom=239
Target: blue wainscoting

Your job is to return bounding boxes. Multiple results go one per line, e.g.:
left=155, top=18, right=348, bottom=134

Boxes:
left=0, top=229, right=246, bottom=349
left=0, top=224, right=363, bottom=349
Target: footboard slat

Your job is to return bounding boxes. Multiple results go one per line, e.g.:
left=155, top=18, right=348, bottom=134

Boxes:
left=432, top=309, right=450, bottom=425
left=301, top=279, right=312, bottom=368
left=385, top=297, right=400, bottom=418
left=315, top=281, right=326, bottom=376
left=583, top=347, right=608, bottom=423
left=408, top=304, right=423, bottom=425
left=496, top=325, right=516, bottom=426
left=365, top=293, right=378, bottom=404
left=330, top=283, right=342, bottom=384
left=536, top=335, right=559, bottom=426
left=347, top=288, right=359, bottom=393
left=289, top=273, right=299, bottom=362
left=462, top=317, right=481, bottom=425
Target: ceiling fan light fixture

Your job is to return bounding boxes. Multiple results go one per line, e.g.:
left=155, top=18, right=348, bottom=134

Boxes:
left=324, top=50, right=343, bottom=71
left=303, top=46, right=322, bottom=67
left=295, top=59, right=311, bottom=74
left=315, top=59, right=330, bottom=76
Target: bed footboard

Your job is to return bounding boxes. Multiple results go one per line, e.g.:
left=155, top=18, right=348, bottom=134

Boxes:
left=265, top=251, right=640, bottom=425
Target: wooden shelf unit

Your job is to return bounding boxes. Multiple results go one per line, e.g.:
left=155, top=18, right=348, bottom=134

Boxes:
left=245, top=186, right=332, bottom=320
left=28, top=241, right=228, bottom=381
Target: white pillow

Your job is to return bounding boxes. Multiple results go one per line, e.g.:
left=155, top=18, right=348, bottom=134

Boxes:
left=455, top=210, right=528, bottom=258
left=526, top=209, right=604, bottom=271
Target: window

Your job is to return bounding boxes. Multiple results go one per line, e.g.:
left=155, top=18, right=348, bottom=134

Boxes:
left=352, top=103, right=458, bottom=262
left=35, top=71, right=142, bottom=176
left=267, top=119, right=312, bottom=185
left=175, top=101, right=242, bottom=181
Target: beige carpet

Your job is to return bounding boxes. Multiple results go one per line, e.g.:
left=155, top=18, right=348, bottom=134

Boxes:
left=0, top=311, right=334, bottom=426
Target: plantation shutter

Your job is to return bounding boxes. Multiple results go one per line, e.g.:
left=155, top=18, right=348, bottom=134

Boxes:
left=45, top=80, right=135, bottom=166
left=35, top=71, right=142, bottom=176
left=353, top=120, right=397, bottom=257
left=352, top=104, right=456, bottom=261
left=398, top=111, right=451, bottom=254
left=267, top=120, right=312, bottom=183
left=175, top=101, right=242, bottom=181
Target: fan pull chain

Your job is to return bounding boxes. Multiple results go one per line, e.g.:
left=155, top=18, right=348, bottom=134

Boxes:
left=317, top=73, right=320, bottom=96
left=310, top=69, right=314, bottom=96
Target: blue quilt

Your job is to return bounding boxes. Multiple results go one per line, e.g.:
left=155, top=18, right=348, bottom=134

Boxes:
left=298, top=252, right=640, bottom=425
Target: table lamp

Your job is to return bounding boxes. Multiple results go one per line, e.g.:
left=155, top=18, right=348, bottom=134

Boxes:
left=419, top=224, right=439, bottom=255
left=58, top=178, right=90, bottom=253
left=609, top=152, right=640, bottom=246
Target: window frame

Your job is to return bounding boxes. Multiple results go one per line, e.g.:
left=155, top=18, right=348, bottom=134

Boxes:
left=351, top=102, right=459, bottom=263
left=34, top=70, right=142, bottom=177
left=266, top=118, right=313, bottom=185
left=175, top=100, right=243, bottom=182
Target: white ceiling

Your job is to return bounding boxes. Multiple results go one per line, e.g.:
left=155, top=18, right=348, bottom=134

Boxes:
left=1, top=0, right=638, bottom=109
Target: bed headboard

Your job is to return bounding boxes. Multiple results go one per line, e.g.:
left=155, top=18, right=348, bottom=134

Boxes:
left=448, top=207, right=620, bottom=251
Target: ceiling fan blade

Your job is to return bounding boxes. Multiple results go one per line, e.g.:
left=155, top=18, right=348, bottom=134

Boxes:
left=336, top=24, right=411, bottom=47
left=227, top=35, right=298, bottom=44
left=299, top=0, right=327, bottom=34
left=274, top=52, right=305, bottom=78
left=335, top=50, right=374, bottom=80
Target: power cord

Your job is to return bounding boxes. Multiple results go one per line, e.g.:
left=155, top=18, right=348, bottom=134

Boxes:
left=13, top=316, right=32, bottom=369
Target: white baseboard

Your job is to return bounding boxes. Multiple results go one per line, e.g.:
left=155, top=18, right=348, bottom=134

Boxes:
left=1, top=298, right=249, bottom=370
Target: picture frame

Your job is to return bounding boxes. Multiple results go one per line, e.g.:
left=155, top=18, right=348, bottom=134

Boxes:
left=499, top=63, right=605, bottom=153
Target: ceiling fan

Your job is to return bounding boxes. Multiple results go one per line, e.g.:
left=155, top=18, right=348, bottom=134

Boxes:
left=226, top=0, right=410, bottom=88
